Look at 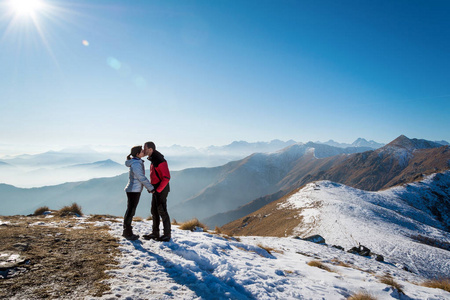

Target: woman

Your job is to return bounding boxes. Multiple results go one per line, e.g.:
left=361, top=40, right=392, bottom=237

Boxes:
left=123, top=145, right=154, bottom=240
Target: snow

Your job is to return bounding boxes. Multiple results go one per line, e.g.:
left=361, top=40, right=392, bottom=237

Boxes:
left=81, top=218, right=450, bottom=300
left=18, top=170, right=445, bottom=299
left=281, top=174, right=450, bottom=279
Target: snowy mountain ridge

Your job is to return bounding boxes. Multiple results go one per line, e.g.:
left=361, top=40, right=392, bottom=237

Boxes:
left=376, top=135, right=445, bottom=167
left=276, top=171, right=450, bottom=278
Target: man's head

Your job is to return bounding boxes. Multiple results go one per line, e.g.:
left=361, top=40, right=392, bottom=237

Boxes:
left=144, top=141, right=156, bottom=156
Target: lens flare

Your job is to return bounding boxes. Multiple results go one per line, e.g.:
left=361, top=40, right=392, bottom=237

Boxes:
left=82, top=40, right=89, bottom=46
left=9, top=0, right=44, bottom=16
left=107, top=57, right=121, bottom=70
left=133, top=76, right=147, bottom=88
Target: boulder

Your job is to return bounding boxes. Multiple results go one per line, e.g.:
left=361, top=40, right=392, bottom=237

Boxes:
left=302, top=235, right=326, bottom=244
left=332, top=245, right=345, bottom=251
left=0, top=251, right=29, bottom=279
left=347, top=245, right=371, bottom=256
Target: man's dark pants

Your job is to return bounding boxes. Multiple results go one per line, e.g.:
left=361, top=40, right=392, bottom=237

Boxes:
left=151, top=184, right=171, bottom=236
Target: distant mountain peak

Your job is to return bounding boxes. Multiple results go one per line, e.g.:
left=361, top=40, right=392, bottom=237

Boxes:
left=317, top=138, right=384, bottom=149
left=353, top=137, right=367, bottom=142
left=94, top=159, right=116, bottom=165
left=387, top=135, right=442, bottom=151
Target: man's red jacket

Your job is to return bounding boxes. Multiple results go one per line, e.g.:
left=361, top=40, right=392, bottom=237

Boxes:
left=148, top=150, right=170, bottom=193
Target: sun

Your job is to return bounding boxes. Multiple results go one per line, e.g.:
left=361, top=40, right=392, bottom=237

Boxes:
left=9, top=0, right=44, bottom=16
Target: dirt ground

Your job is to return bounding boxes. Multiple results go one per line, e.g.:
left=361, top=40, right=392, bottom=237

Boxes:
left=0, top=214, right=120, bottom=299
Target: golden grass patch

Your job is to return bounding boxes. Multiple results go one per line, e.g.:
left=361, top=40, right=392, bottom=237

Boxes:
left=86, top=215, right=120, bottom=223
left=179, top=218, right=208, bottom=231
left=57, top=203, right=83, bottom=217
left=380, top=274, right=404, bottom=295
left=307, top=260, right=333, bottom=272
left=347, top=291, right=377, bottom=300
left=257, top=243, right=283, bottom=255
left=422, top=278, right=450, bottom=292
left=33, top=206, right=50, bottom=216
left=331, top=259, right=352, bottom=268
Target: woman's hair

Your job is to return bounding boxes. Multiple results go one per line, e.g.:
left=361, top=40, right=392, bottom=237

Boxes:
left=127, top=145, right=142, bottom=160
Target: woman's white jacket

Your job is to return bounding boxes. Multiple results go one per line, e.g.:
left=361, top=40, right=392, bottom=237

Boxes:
left=124, top=158, right=154, bottom=193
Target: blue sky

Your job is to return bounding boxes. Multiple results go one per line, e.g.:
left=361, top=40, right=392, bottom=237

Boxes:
left=1, top=0, right=449, bottom=154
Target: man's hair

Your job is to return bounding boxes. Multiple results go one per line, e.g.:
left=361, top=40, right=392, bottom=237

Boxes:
left=145, top=141, right=156, bottom=150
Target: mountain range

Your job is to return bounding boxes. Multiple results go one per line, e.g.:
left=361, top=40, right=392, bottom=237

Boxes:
left=317, top=138, right=385, bottom=149
left=169, top=142, right=375, bottom=222
left=202, top=135, right=450, bottom=227
left=1, top=135, right=449, bottom=233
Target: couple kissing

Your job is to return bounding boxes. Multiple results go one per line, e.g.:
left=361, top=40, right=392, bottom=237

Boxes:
left=123, top=141, right=171, bottom=242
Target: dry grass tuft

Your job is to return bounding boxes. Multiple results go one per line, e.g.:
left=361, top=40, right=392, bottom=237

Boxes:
left=57, top=203, right=83, bottom=217
left=222, top=234, right=241, bottom=242
left=86, top=215, right=120, bottom=223
left=179, top=218, right=208, bottom=231
left=331, top=259, right=352, bottom=268
left=380, top=274, right=404, bottom=295
left=257, top=243, right=274, bottom=255
left=347, top=291, right=377, bottom=300
left=146, top=215, right=153, bottom=221
left=307, top=260, right=333, bottom=272
left=257, top=243, right=283, bottom=255
left=172, top=219, right=179, bottom=225
left=34, top=206, right=50, bottom=216
left=214, top=226, right=222, bottom=234
left=133, top=216, right=143, bottom=222
left=422, top=278, right=450, bottom=292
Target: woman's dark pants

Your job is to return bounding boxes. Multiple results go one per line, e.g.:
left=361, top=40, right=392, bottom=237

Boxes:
left=124, top=192, right=141, bottom=233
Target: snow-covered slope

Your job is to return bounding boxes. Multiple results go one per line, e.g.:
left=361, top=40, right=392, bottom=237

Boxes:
left=278, top=172, right=450, bottom=279
left=170, top=142, right=370, bottom=222
left=82, top=219, right=450, bottom=299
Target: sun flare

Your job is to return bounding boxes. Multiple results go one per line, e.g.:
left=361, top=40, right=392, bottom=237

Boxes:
left=9, top=0, right=44, bottom=16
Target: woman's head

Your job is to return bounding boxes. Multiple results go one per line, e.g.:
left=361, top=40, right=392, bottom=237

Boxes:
left=127, top=145, right=144, bottom=160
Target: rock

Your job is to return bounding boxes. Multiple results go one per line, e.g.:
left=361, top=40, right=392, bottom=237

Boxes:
left=302, top=235, right=326, bottom=244
left=13, top=243, right=30, bottom=252
left=347, top=245, right=371, bottom=256
left=375, top=254, right=384, bottom=262
left=0, top=251, right=29, bottom=279
left=0, top=251, right=26, bottom=269
left=332, top=245, right=345, bottom=251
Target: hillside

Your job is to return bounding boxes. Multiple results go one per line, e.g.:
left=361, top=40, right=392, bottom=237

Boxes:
left=204, top=135, right=450, bottom=227
left=1, top=214, right=449, bottom=299
left=222, top=171, right=450, bottom=279
left=170, top=142, right=370, bottom=222
left=278, top=135, right=450, bottom=192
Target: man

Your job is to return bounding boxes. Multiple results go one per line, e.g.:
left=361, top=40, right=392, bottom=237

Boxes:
left=142, top=141, right=172, bottom=242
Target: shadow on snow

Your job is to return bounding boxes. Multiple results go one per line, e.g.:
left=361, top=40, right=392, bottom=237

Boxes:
left=130, top=240, right=256, bottom=300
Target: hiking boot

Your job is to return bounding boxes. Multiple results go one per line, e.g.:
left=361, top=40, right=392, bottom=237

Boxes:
left=143, top=233, right=160, bottom=240
left=157, top=235, right=171, bottom=242
left=123, top=233, right=140, bottom=240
